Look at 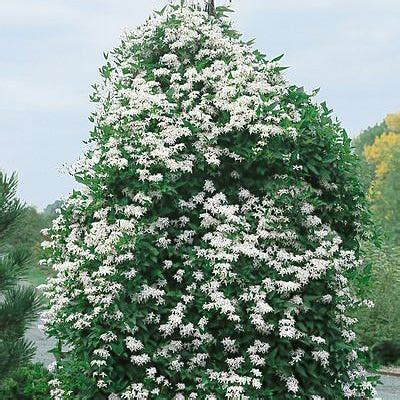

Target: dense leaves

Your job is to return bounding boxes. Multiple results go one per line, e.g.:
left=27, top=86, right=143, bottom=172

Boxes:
left=363, top=118, right=400, bottom=242
left=42, top=2, right=376, bottom=399
left=0, top=172, right=44, bottom=379
left=353, top=112, right=400, bottom=365
left=0, top=362, right=51, bottom=400
left=0, top=173, right=23, bottom=235
left=355, top=244, right=400, bottom=355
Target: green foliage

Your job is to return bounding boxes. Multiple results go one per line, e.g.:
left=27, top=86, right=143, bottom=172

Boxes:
left=353, top=121, right=387, bottom=159
left=0, top=363, right=51, bottom=400
left=355, top=242, right=400, bottom=363
left=352, top=121, right=387, bottom=188
left=43, top=200, right=63, bottom=217
left=352, top=113, right=400, bottom=366
left=372, top=341, right=400, bottom=366
left=43, top=4, right=376, bottom=398
left=370, top=145, right=400, bottom=242
left=0, top=246, right=30, bottom=292
left=0, top=171, right=44, bottom=379
left=3, top=206, right=54, bottom=265
left=0, top=172, right=24, bottom=235
left=0, top=286, right=44, bottom=339
left=1, top=204, right=57, bottom=287
left=53, top=357, right=98, bottom=399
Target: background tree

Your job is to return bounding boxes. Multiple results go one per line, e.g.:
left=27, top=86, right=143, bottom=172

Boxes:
left=353, top=111, right=400, bottom=365
left=3, top=207, right=53, bottom=260
left=43, top=200, right=63, bottom=217
left=353, top=121, right=387, bottom=159
left=352, top=120, right=387, bottom=188
left=363, top=114, right=400, bottom=242
left=0, top=172, right=43, bottom=379
left=1, top=204, right=57, bottom=286
left=385, top=112, right=400, bottom=132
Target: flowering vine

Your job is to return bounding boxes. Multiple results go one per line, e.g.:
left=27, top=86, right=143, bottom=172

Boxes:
left=41, top=2, right=377, bottom=399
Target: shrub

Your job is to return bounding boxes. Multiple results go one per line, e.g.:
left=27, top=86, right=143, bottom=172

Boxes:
left=0, top=362, right=51, bottom=400
left=41, top=2, right=377, bottom=398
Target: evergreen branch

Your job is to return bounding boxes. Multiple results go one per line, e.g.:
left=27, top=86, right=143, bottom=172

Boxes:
left=0, top=246, right=31, bottom=292
left=0, top=286, right=44, bottom=340
left=0, top=172, right=24, bottom=238
left=0, top=338, right=36, bottom=377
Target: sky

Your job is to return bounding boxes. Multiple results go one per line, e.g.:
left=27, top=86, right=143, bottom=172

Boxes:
left=0, top=0, right=399, bottom=210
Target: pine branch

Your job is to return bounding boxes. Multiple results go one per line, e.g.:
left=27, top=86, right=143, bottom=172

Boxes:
left=0, top=286, right=44, bottom=340
left=0, top=246, right=31, bottom=292
left=0, top=172, right=24, bottom=238
left=0, top=338, right=36, bottom=377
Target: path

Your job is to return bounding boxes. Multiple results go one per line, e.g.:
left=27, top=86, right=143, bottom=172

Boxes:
left=377, top=375, right=400, bottom=400
left=26, top=319, right=56, bottom=366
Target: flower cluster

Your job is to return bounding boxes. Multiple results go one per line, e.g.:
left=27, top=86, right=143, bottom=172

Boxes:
left=41, top=2, right=376, bottom=399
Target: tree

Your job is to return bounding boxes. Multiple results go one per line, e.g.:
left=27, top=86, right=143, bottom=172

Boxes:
left=385, top=112, right=400, bottom=132
left=41, top=2, right=377, bottom=398
left=353, top=121, right=387, bottom=159
left=0, top=172, right=43, bottom=378
left=364, top=132, right=400, bottom=178
left=43, top=200, right=63, bottom=217
left=2, top=207, right=52, bottom=258
left=363, top=117, right=400, bottom=241
left=352, top=120, right=387, bottom=188
left=352, top=112, right=400, bottom=364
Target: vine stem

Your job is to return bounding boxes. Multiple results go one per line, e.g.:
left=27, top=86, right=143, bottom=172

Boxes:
left=206, top=0, right=215, bottom=16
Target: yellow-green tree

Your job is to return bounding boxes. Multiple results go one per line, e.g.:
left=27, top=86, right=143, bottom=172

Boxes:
left=385, top=112, right=400, bottom=133
left=354, top=112, right=400, bottom=364
left=364, top=113, right=400, bottom=241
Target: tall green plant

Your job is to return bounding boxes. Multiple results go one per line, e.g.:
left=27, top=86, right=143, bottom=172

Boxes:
left=0, top=172, right=43, bottom=378
left=41, top=2, right=376, bottom=398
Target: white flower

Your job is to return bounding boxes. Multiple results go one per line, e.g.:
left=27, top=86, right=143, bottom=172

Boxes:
left=125, top=337, right=144, bottom=352
left=286, top=376, right=299, bottom=393
left=40, top=3, right=373, bottom=398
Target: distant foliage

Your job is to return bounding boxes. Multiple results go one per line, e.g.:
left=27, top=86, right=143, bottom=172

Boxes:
left=43, top=200, right=63, bottom=217
left=353, top=111, right=400, bottom=365
left=2, top=207, right=53, bottom=260
left=355, top=243, right=400, bottom=364
left=362, top=113, right=400, bottom=241
left=353, top=121, right=387, bottom=159
left=385, top=112, right=400, bottom=133
left=352, top=121, right=387, bottom=188
left=364, top=132, right=400, bottom=177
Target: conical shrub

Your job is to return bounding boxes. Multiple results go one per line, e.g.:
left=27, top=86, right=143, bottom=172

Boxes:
left=41, top=3, right=377, bottom=399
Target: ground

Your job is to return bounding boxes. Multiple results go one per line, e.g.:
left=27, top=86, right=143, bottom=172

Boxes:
left=378, top=376, right=400, bottom=399
left=27, top=319, right=55, bottom=366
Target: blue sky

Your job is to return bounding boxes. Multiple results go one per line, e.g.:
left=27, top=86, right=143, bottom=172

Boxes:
left=1, top=0, right=399, bottom=209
